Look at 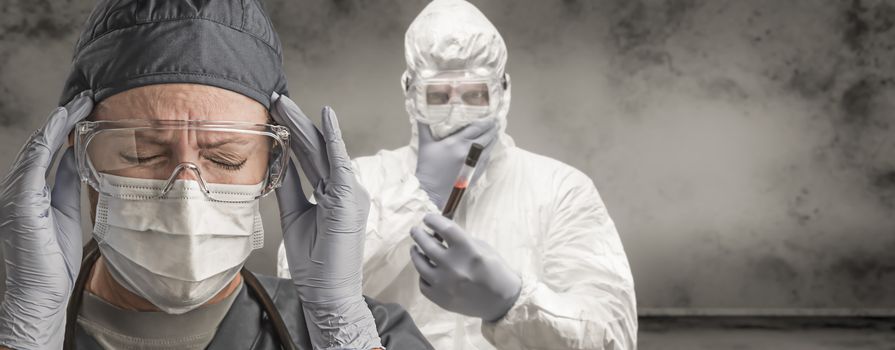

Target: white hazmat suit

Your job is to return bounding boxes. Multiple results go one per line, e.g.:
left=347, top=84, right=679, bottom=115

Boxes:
left=279, top=0, right=638, bottom=348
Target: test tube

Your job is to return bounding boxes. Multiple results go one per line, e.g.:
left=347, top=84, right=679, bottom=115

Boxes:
left=427, top=143, right=484, bottom=242
left=442, top=143, right=485, bottom=220
left=423, top=143, right=485, bottom=242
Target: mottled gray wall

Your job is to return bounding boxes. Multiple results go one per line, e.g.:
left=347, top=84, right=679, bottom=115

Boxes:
left=0, top=0, right=893, bottom=311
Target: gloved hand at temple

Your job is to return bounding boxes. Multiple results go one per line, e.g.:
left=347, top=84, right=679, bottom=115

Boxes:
left=271, top=93, right=382, bottom=349
left=0, top=91, right=93, bottom=350
left=410, top=213, right=522, bottom=322
left=415, top=119, right=498, bottom=209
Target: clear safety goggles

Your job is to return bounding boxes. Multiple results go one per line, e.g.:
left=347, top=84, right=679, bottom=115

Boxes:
left=411, top=76, right=502, bottom=124
left=75, top=120, right=290, bottom=203
left=424, top=79, right=492, bottom=106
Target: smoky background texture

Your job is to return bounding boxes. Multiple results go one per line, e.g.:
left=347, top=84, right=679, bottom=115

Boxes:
left=0, top=0, right=893, bottom=314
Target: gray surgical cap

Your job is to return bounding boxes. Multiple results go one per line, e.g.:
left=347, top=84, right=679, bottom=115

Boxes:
left=59, top=0, right=288, bottom=108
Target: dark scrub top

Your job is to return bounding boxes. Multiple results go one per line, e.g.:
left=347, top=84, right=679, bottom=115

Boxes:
left=73, top=273, right=433, bottom=349
left=78, top=283, right=242, bottom=349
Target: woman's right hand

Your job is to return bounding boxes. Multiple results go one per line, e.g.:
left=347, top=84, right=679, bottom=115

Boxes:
left=0, top=91, right=93, bottom=350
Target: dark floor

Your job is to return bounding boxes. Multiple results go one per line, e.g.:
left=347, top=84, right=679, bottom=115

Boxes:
left=639, top=317, right=895, bottom=350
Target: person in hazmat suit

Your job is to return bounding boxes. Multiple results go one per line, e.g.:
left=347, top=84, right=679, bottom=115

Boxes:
left=279, top=0, right=638, bottom=349
left=0, top=0, right=432, bottom=349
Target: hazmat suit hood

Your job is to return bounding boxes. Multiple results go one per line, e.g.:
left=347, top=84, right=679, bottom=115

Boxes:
left=403, top=0, right=514, bottom=162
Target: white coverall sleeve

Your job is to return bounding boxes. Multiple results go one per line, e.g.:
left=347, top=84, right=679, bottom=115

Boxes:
left=481, top=169, right=638, bottom=350
left=356, top=155, right=441, bottom=296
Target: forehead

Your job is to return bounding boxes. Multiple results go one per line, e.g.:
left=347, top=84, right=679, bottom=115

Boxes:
left=92, top=84, right=268, bottom=123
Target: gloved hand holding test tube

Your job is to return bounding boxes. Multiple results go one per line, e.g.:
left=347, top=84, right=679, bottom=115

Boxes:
left=409, top=141, right=522, bottom=322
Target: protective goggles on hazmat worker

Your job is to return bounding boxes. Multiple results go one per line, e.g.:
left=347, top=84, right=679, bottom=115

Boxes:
left=280, top=0, right=638, bottom=349
left=0, top=0, right=431, bottom=349
left=406, top=70, right=508, bottom=138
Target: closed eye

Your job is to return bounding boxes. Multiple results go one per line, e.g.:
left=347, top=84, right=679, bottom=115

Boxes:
left=120, top=152, right=164, bottom=165
left=205, top=156, right=247, bottom=171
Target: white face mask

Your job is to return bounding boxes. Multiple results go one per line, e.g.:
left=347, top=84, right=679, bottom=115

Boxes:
left=426, top=104, right=491, bottom=140
left=93, top=174, right=264, bottom=314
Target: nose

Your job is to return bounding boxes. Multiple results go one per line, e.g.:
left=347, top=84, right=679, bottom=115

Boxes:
left=449, top=90, right=463, bottom=105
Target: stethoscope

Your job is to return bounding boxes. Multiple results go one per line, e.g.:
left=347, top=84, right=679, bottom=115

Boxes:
left=62, top=240, right=297, bottom=350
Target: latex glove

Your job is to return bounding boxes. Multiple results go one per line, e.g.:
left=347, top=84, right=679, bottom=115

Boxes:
left=415, top=119, right=498, bottom=209
left=0, top=91, right=93, bottom=350
left=270, top=93, right=381, bottom=350
left=410, top=213, right=521, bottom=322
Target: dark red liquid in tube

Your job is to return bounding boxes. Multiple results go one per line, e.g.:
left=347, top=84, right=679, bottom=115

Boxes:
left=442, top=182, right=468, bottom=220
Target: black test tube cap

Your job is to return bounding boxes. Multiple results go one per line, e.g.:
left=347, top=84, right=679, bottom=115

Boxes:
left=465, top=143, right=485, bottom=166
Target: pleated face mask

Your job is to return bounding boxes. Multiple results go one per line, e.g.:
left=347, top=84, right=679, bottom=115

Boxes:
left=93, top=174, right=265, bottom=314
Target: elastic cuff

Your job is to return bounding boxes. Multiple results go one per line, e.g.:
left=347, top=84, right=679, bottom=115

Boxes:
left=482, top=274, right=538, bottom=328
